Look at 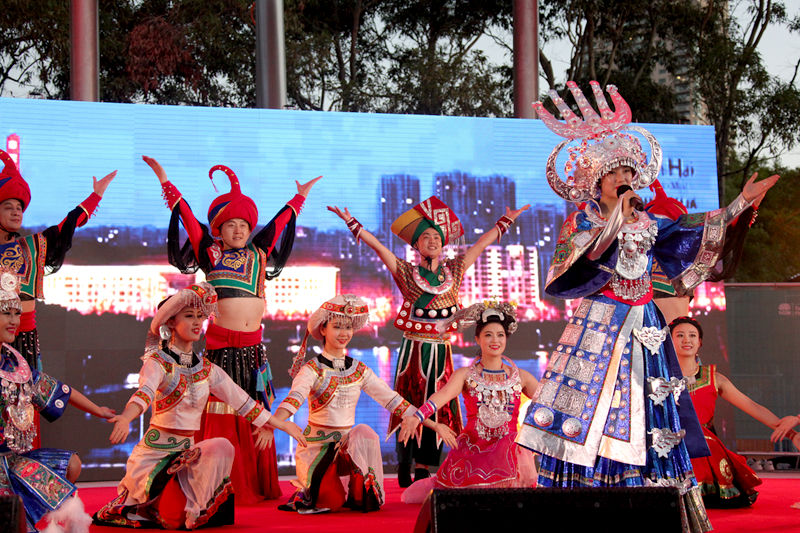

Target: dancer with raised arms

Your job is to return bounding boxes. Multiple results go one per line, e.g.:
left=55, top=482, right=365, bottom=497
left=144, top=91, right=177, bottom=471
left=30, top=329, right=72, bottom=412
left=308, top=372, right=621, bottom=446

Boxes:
left=328, top=197, right=529, bottom=486
left=144, top=155, right=319, bottom=502
left=515, top=81, right=778, bottom=532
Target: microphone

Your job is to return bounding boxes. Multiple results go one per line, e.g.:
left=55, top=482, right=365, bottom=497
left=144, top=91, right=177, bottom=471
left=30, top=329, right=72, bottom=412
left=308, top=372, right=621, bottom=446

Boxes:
left=616, top=185, right=644, bottom=211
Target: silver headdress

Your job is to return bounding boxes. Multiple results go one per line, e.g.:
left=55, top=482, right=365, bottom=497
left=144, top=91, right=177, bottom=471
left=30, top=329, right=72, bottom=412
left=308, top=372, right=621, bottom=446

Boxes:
left=289, top=294, right=370, bottom=378
left=0, top=269, right=22, bottom=313
left=437, top=300, right=518, bottom=335
left=535, top=81, right=662, bottom=203
left=144, top=282, right=218, bottom=354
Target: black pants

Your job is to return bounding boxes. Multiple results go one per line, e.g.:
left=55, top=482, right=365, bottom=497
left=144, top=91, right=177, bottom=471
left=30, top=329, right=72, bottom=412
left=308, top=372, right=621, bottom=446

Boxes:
left=396, top=425, right=442, bottom=467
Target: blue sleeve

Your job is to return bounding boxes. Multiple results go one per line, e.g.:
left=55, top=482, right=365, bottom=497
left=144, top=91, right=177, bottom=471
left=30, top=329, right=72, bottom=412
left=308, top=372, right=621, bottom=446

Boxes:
left=30, top=369, right=72, bottom=422
left=545, top=212, right=616, bottom=299
left=651, top=212, right=708, bottom=280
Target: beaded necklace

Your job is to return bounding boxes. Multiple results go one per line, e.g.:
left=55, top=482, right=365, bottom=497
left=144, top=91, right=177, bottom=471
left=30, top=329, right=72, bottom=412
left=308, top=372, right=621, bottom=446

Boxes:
left=0, top=344, right=36, bottom=453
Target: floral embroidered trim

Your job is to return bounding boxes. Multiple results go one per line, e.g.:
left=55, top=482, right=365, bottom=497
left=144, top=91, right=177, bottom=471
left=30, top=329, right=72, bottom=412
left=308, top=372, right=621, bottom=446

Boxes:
left=0, top=344, right=32, bottom=383
left=155, top=374, right=187, bottom=413
left=309, top=362, right=367, bottom=410
left=242, top=403, right=264, bottom=423
left=133, top=390, right=152, bottom=407
left=192, top=360, right=213, bottom=383
left=392, top=399, right=412, bottom=420
left=282, top=397, right=302, bottom=409
left=5, top=455, right=74, bottom=507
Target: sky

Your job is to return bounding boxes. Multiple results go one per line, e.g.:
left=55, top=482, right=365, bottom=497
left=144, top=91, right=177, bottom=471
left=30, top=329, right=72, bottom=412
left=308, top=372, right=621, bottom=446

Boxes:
left=480, top=2, right=800, bottom=168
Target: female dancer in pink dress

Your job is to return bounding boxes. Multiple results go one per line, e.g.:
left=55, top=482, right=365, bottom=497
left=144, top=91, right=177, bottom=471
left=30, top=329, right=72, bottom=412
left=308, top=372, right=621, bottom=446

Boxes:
left=399, top=302, right=538, bottom=503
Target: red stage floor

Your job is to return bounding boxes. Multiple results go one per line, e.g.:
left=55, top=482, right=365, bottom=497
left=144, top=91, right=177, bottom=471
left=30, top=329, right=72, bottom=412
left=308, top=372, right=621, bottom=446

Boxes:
left=80, top=474, right=800, bottom=532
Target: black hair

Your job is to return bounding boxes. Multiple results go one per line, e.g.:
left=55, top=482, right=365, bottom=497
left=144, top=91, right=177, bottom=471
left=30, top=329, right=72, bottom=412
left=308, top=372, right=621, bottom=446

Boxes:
left=668, top=316, right=703, bottom=339
left=475, top=314, right=515, bottom=337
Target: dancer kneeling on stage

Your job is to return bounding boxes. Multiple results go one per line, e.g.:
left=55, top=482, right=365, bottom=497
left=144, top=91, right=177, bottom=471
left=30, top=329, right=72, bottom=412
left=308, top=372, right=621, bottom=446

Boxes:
left=671, top=316, right=800, bottom=507
left=399, top=301, right=539, bottom=504
left=274, top=295, right=425, bottom=514
left=93, top=283, right=306, bottom=529
left=0, top=267, right=115, bottom=533
left=144, top=155, right=320, bottom=502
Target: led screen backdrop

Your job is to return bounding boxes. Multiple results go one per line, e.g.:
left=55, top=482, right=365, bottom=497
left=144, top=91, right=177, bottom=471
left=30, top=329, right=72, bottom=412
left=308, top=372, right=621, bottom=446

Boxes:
left=0, top=97, right=723, bottom=480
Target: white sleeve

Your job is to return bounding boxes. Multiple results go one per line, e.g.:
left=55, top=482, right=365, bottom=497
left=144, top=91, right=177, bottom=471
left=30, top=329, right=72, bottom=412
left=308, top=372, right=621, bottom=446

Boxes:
left=362, top=366, right=415, bottom=414
left=128, top=357, right=165, bottom=412
left=277, top=364, right=316, bottom=415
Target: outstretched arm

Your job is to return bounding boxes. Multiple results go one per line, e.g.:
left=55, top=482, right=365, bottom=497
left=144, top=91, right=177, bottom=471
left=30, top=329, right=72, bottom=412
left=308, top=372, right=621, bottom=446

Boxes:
left=328, top=205, right=398, bottom=275
left=717, top=373, right=782, bottom=430
left=68, top=389, right=115, bottom=419
left=723, top=173, right=779, bottom=223
left=142, top=155, right=210, bottom=265
left=249, top=177, right=321, bottom=268
left=107, top=402, right=144, bottom=444
left=398, top=367, right=469, bottom=444
left=463, top=204, right=530, bottom=269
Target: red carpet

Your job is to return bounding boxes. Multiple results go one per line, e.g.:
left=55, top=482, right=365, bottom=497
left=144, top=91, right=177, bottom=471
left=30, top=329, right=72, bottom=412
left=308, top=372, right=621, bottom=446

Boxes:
left=80, top=476, right=800, bottom=532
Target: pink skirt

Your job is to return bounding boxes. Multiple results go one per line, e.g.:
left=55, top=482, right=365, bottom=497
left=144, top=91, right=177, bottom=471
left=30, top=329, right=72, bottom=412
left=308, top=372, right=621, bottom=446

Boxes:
left=402, top=430, right=537, bottom=504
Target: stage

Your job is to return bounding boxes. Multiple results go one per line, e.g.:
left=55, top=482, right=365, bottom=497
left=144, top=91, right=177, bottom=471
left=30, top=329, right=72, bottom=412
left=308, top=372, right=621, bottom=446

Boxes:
left=79, top=473, right=800, bottom=532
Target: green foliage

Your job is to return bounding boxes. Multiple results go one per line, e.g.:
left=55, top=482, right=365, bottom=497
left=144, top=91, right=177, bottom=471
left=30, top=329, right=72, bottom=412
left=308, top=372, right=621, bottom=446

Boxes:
left=724, top=164, right=800, bottom=282
left=0, top=1, right=512, bottom=115
left=283, top=0, right=512, bottom=115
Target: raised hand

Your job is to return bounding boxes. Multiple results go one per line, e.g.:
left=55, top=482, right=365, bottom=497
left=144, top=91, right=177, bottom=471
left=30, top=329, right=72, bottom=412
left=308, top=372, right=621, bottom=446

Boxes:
left=93, top=170, right=117, bottom=197
left=296, top=175, right=322, bottom=198
left=327, top=205, right=353, bottom=222
left=142, top=155, right=169, bottom=184
left=505, top=204, right=531, bottom=221
left=742, top=172, right=779, bottom=203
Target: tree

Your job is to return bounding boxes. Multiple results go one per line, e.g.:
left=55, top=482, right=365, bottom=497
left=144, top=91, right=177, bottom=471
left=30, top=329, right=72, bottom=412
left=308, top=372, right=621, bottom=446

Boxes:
left=283, top=0, right=513, bottom=116
left=1, top=1, right=513, bottom=116
left=726, top=163, right=800, bottom=282
left=283, top=0, right=386, bottom=112
left=376, top=0, right=512, bottom=116
left=669, top=0, right=800, bottom=200
left=536, top=0, right=686, bottom=123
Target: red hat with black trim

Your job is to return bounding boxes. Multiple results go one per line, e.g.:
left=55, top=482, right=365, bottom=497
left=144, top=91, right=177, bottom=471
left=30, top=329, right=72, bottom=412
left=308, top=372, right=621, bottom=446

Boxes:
left=207, top=165, right=258, bottom=237
left=0, top=150, right=31, bottom=211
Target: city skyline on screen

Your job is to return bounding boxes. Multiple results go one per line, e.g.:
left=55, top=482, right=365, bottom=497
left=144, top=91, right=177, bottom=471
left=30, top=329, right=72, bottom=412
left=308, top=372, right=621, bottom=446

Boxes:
left=1, top=97, right=725, bottom=478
